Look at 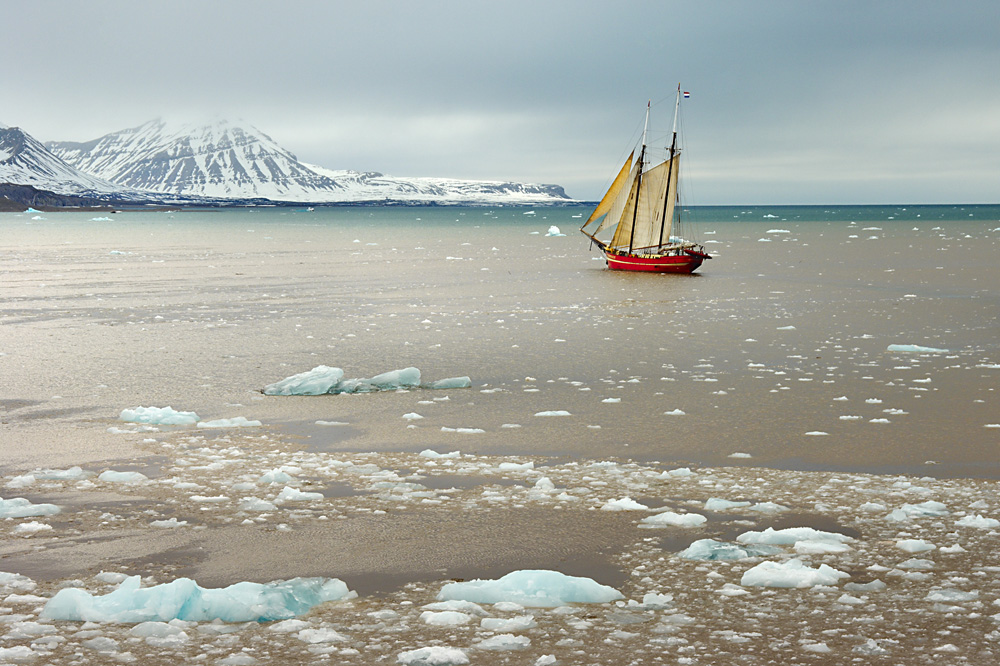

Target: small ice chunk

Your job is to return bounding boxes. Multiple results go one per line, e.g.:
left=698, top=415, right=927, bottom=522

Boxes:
left=98, top=470, right=149, bottom=484
left=740, top=558, right=849, bottom=588
left=263, top=365, right=344, bottom=395
left=120, top=406, right=199, bottom=425
left=534, top=410, right=571, bottom=417
left=13, top=521, right=52, bottom=535
left=424, top=376, right=472, bottom=390
left=601, top=497, right=649, bottom=511
left=737, top=527, right=852, bottom=546
left=437, top=570, right=622, bottom=607
left=41, top=575, right=355, bottom=622
left=664, top=409, right=686, bottom=416
left=705, top=497, right=750, bottom=511
left=678, top=539, right=780, bottom=561
left=475, top=633, right=531, bottom=651
left=896, top=539, right=936, bottom=553
left=419, top=449, right=460, bottom=459
left=926, top=588, right=978, bottom=602
left=197, top=417, right=262, bottom=428
left=397, top=646, right=470, bottom=665
left=0, top=497, right=60, bottom=518
left=275, top=486, right=323, bottom=502
left=956, top=514, right=1000, bottom=528
left=481, top=615, right=537, bottom=631
left=403, top=413, right=425, bottom=421
left=639, top=511, right=707, bottom=528
left=420, top=610, right=472, bottom=626
left=887, top=344, right=949, bottom=353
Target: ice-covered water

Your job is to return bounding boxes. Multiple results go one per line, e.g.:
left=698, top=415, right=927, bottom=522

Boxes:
left=1, top=204, right=1000, bottom=663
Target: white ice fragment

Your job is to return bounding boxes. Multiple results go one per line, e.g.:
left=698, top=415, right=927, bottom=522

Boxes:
left=98, top=470, right=149, bottom=484
left=704, top=498, right=752, bottom=511
left=421, top=600, right=489, bottom=616
left=475, top=633, right=531, bottom=651
left=927, top=588, right=978, bottom=602
left=403, top=413, right=425, bottom=421
left=601, top=497, right=649, bottom=511
left=728, top=452, right=752, bottom=459
left=13, top=521, right=52, bottom=535
left=896, top=539, right=936, bottom=553
left=197, top=417, right=261, bottom=428
left=534, top=410, right=571, bottom=417
left=420, top=610, right=473, bottom=626
left=678, top=539, right=779, bottom=560
left=150, top=518, right=188, bottom=528
left=545, top=226, right=565, bottom=237
left=120, top=406, right=199, bottom=425
left=740, top=558, right=849, bottom=588
left=397, top=646, right=470, bottom=665
left=794, top=540, right=852, bottom=554
left=425, top=376, right=472, bottom=390
left=664, top=467, right=694, bottom=477
left=297, top=627, right=348, bottom=643
left=956, top=514, right=1000, bottom=528
left=259, top=469, right=296, bottom=484
left=480, top=615, right=537, bottom=631
left=41, top=575, right=355, bottom=622
left=887, top=344, right=949, bottom=353
left=601, top=398, right=621, bottom=403
left=240, top=497, right=278, bottom=512
left=275, top=486, right=324, bottom=502
left=639, top=511, right=707, bottom=528
left=0, top=497, right=60, bottom=518
left=664, top=409, right=686, bottom=416
left=737, top=527, right=853, bottom=546
left=419, top=449, right=460, bottom=459
left=776, top=325, right=796, bottom=330
left=804, top=431, right=828, bottom=436
left=437, top=570, right=623, bottom=607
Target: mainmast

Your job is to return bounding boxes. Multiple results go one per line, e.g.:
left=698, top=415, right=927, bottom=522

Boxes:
left=627, top=101, right=650, bottom=253
left=658, top=84, right=682, bottom=248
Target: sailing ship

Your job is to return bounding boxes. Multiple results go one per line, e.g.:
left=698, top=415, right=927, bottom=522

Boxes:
left=580, top=85, right=711, bottom=273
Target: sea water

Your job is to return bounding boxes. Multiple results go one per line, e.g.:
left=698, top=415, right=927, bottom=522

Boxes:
left=2, top=204, right=1000, bottom=663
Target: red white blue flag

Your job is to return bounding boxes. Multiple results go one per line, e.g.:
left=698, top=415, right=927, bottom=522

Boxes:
left=683, top=91, right=691, bottom=98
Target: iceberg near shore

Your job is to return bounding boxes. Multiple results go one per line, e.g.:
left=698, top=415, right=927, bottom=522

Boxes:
left=263, top=366, right=471, bottom=396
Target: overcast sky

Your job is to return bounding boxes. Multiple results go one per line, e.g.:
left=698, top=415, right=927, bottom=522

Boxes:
left=5, top=1, right=998, bottom=203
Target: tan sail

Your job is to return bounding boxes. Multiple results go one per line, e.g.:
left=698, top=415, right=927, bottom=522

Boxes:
left=607, top=165, right=642, bottom=249
left=584, top=151, right=634, bottom=231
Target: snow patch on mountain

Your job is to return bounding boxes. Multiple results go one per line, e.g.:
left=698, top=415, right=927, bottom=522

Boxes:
left=0, top=127, right=131, bottom=197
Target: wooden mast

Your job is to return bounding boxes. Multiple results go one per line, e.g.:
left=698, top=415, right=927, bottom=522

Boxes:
left=627, top=101, right=650, bottom=254
left=658, top=85, right=682, bottom=248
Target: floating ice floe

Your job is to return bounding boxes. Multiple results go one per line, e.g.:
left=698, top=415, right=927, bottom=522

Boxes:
left=600, top=497, right=649, bottom=511
left=263, top=366, right=470, bottom=395
left=398, top=646, right=470, bottom=665
left=98, top=471, right=149, bottom=484
left=197, top=417, right=261, bottom=428
left=704, top=498, right=752, bottom=511
left=545, top=226, right=565, bottom=237
left=419, top=449, right=460, bottom=459
left=887, top=344, right=949, bottom=353
left=678, top=539, right=780, bottom=561
left=736, top=527, right=853, bottom=547
left=955, top=514, right=1000, bottom=528
left=740, top=558, right=850, bottom=588
left=120, top=406, right=199, bottom=426
left=534, top=410, right=570, bottom=417
left=41, top=575, right=355, bottom=623
left=437, top=570, right=623, bottom=607
left=639, top=511, right=707, bottom=528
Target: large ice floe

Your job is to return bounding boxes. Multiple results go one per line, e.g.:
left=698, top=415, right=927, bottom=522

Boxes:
left=437, top=570, right=623, bottom=607
left=262, top=366, right=471, bottom=395
left=120, top=406, right=199, bottom=425
left=41, top=576, right=355, bottom=622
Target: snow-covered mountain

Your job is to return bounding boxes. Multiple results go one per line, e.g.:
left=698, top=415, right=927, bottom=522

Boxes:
left=48, top=119, right=571, bottom=205
left=0, top=126, right=132, bottom=199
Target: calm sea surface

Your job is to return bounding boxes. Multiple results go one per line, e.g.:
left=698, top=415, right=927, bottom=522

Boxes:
left=3, top=203, right=999, bottom=477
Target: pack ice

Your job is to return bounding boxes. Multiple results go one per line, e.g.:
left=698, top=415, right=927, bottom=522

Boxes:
left=41, top=575, right=355, bottom=623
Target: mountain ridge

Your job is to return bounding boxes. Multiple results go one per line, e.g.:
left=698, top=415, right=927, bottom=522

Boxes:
left=41, top=118, right=571, bottom=206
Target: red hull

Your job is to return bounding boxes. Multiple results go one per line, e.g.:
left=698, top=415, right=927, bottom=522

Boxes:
left=604, top=250, right=705, bottom=273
